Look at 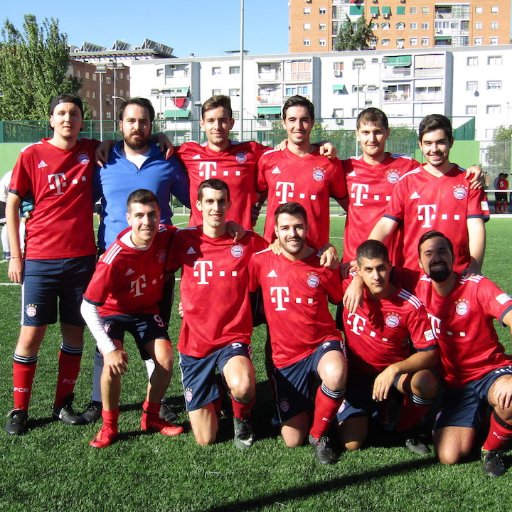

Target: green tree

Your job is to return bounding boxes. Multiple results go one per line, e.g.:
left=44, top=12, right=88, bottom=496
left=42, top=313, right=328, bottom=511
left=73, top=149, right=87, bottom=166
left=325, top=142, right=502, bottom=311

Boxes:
left=0, top=14, right=81, bottom=120
left=334, top=15, right=374, bottom=51
left=486, top=125, right=512, bottom=173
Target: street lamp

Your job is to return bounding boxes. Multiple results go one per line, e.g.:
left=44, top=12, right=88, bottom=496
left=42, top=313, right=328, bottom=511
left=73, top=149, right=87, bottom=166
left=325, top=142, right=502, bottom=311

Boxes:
left=352, top=58, right=366, bottom=157
left=95, top=64, right=107, bottom=140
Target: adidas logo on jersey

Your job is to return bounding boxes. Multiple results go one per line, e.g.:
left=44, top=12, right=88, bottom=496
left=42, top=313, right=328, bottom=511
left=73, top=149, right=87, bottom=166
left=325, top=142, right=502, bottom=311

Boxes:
left=192, top=154, right=201, bottom=160
left=187, top=247, right=196, bottom=255
left=125, top=268, right=135, bottom=276
left=410, top=191, right=420, bottom=200
left=267, top=270, right=278, bottom=278
left=271, top=167, right=281, bottom=174
left=38, top=160, right=48, bottom=168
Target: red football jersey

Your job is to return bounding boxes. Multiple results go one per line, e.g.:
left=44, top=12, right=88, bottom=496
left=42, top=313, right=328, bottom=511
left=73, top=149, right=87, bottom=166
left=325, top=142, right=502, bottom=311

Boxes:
left=176, top=141, right=269, bottom=229
left=342, top=153, right=419, bottom=264
left=393, top=268, right=512, bottom=388
left=257, top=147, right=347, bottom=249
left=342, top=279, right=436, bottom=375
left=168, top=228, right=268, bottom=358
left=497, top=178, right=508, bottom=191
left=249, top=249, right=343, bottom=369
left=384, top=164, right=489, bottom=272
left=83, top=225, right=176, bottom=316
left=9, top=138, right=99, bottom=259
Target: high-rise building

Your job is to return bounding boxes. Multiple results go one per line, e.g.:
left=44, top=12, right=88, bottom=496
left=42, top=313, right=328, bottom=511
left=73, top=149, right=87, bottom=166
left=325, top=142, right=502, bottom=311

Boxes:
left=289, top=0, right=511, bottom=53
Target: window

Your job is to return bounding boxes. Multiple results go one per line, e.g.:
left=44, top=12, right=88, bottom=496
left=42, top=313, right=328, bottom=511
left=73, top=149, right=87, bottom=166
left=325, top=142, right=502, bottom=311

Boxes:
left=488, top=56, right=502, bottom=65
left=421, top=23, right=429, bottom=30
left=119, top=72, right=124, bottom=80
left=486, top=105, right=501, bottom=114
left=86, top=90, right=90, bottom=98
left=371, top=22, right=379, bottom=30
left=410, top=7, right=417, bottom=14
left=333, top=61, right=344, bottom=76
left=474, top=37, right=483, bottom=46
left=466, top=105, right=477, bottom=115
left=92, top=74, right=97, bottom=81
left=106, top=112, right=112, bottom=120
left=229, top=66, right=240, bottom=74
left=467, top=56, right=478, bottom=66
left=303, top=7, right=311, bottom=14
left=421, top=38, right=429, bottom=46
left=491, top=22, right=499, bottom=29
left=92, top=91, right=96, bottom=99
left=352, top=108, right=359, bottom=117
left=229, top=88, right=240, bottom=97
left=475, top=22, right=482, bottom=30
left=332, top=108, right=344, bottom=118
left=380, top=23, right=390, bottom=30
left=105, top=77, right=111, bottom=84
left=422, top=7, right=429, bottom=14
left=490, top=37, right=498, bottom=45
left=410, top=37, right=418, bottom=46
left=232, top=111, right=240, bottom=120
left=491, top=6, right=499, bottom=14
left=303, top=39, right=311, bottom=46
left=85, top=71, right=89, bottom=79
left=410, top=22, right=417, bottom=30
left=319, top=7, right=326, bottom=15
left=487, top=81, right=502, bottom=90
left=319, top=23, right=326, bottom=31
left=319, top=39, right=327, bottom=46
left=475, top=6, right=483, bottom=14
left=212, top=66, right=221, bottom=75
left=466, top=81, right=478, bottom=91
left=396, top=22, right=405, bottom=30
left=396, top=39, right=405, bottom=48
left=304, top=23, right=311, bottom=30
left=156, top=68, right=164, bottom=77
left=212, top=88, right=221, bottom=96
left=381, top=38, right=390, bottom=46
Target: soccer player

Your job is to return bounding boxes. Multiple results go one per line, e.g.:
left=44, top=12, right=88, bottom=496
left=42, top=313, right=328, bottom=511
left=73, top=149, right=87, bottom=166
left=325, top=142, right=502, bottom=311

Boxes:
left=393, top=231, right=512, bottom=477
left=257, top=95, right=347, bottom=249
left=5, top=94, right=98, bottom=435
left=81, top=189, right=183, bottom=448
left=82, top=97, right=190, bottom=425
left=249, top=202, right=347, bottom=464
left=495, top=173, right=509, bottom=214
left=168, top=179, right=267, bottom=449
left=369, top=114, right=489, bottom=274
left=337, top=240, right=438, bottom=454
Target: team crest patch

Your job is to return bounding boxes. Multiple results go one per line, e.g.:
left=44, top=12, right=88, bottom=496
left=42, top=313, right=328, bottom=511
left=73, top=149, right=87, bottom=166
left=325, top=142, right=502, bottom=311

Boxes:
left=235, top=152, right=248, bottom=164
left=455, top=299, right=469, bottom=316
left=306, top=273, right=320, bottom=288
left=185, top=387, right=193, bottom=403
left=103, top=323, right=111, bottom=334
left=25, top=304, right=37, bottom=318
left=231, top=244, right=244, bottom=258
left=385, top=313, right=400, bottom=328
left=312, top=167, right=325, bottom=182
left=157, top=249, right=166, bottom=263
left=279, top=399, right=290, bottom=413
left=77, top=153, right=90, bottom=165
left=453, top=185, right=467, bottom=200
left=387, top=170, right=400, bottom=184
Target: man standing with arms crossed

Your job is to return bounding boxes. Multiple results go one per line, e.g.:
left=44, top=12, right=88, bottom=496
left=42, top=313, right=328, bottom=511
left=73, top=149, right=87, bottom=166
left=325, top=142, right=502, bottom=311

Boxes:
left=168, top=179, right=267, bottom=449
left=249, top=202, right=347, bottom=464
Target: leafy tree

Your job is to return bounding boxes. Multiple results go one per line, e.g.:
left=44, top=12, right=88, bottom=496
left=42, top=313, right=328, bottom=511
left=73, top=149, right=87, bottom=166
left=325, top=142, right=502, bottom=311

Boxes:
left=486, top=125, right=512, bottom=173
left=0, top=14, right=81, bottom=120
left=334, top=15, right=374, bottom=51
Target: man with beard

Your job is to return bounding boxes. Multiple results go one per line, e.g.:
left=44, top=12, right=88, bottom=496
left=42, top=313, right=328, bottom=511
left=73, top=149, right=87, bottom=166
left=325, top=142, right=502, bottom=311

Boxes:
left=369, top=114, right=489, bottom=274
left=393, top=231, right=512, bottom=477
left=249, top=202, right=347, bottom=464
left=81, top=97, right=190, bottom=424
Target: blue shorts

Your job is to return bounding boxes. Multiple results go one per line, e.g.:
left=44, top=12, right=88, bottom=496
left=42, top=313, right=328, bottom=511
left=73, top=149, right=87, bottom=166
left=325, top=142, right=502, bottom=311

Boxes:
left=179, top=342, right=252, bottom=412
left=273, top=340, right=345, bottom=423
left=22, top=256, right=95, bottom=327
left=102, top=313, right=169, bottom=360
left=434, top=366, right=512, bottom=430
left=336, top=373, right=403, bottom=425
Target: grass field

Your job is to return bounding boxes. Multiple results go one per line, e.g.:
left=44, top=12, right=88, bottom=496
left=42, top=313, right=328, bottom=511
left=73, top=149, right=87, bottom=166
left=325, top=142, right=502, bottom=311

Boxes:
left=1, top=216, right=512, bottom=512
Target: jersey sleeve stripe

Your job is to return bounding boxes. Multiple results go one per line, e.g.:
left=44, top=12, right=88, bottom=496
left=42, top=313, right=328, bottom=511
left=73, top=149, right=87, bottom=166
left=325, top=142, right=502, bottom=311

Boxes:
left=397, top=288, right=423, bottom=309
left=102, top=243, right=123, bottom=264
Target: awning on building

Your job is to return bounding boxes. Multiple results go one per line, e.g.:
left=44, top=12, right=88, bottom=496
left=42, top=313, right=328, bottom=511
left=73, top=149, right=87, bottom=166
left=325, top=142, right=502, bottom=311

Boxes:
left=349, top=5, right=364, bottom=15
left=257, top=106, right=281, bottom=116
left=165, top=109, right=190, bottom=119
left=396, top=6, right=406, bottom=15
left=370, top=6, right=379, bottom=15
left=381, top=6, right=392, bottom=15
left=384, top=55, right=412, bottom=67
left=332, top=84, right=345, bottom=91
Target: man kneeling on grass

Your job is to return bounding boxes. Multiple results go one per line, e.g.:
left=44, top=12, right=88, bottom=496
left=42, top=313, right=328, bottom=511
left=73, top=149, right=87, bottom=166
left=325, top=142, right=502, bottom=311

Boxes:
left=81, top=189, right=183, bottom=448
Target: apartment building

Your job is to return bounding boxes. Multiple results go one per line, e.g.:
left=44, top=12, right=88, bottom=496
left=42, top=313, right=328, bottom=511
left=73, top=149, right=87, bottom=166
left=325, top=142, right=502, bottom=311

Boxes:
left=289, top=0, right=510, bottom=52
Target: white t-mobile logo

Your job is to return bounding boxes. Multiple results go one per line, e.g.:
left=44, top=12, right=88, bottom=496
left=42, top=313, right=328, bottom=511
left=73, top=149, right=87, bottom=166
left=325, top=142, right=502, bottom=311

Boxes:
left=131, top=275, right=147, bottom=297
left=417, top=204, right=437, bottom=228
left=276, top=182, right=295, bottom=204
left=48, top=173, right=67, bottom=195
left=199, top=162, right=217, bottom=179
left=193, top=260, right=213, bottom=285
left=350, top=183, right=369, bottom=206
left=270, top=286, right=290, bottom=311
left=347, top=313, right=366, bottom=335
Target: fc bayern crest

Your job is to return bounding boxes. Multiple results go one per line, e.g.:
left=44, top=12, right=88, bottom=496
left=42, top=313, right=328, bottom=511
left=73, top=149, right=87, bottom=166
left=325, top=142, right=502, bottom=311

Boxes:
left=77, top=153, right=90, bottom=165
left=231, top=244, right=244, bottom=258
left=453, top=185, right=467, bottom=200
left=385, top=313, right=400, bottom=328
left=279, top=399, right=290, bottom=413
left=185, top=387, right=193, bottom=403
left=307, top=273, right=320, bottom=288
left=312, top=167, right=325, bottom=182
left=235, top=152, right=248, bottom=164
left=387, top=170, right=400, bottom=184
left=455, top=299, right=469, bottom=316
left=157, top=249, right=166, bottom=263
left=26, top=304, right=37, bottom=318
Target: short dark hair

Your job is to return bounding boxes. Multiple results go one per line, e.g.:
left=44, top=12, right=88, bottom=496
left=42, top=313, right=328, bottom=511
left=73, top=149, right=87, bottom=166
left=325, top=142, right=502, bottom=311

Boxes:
left=356, top=240, right=389, bottom=265
left=418, top=114, right=453, bottom=144
left=118, top=97, right=155, bottom=123
left=201, top=95, right=233, bottom=119
left=197, top=178, right=231, bottom=201
left=282, top=95, right=314, bottom=121
left=356, top=107, right=389, bottom=131
left=49, top=94, right=84, bottom=118
left=274, top=202, right=308, bottom=225
left=417, top=230, right=454, bottom=257
left=126, top=189, right=160, bottom=209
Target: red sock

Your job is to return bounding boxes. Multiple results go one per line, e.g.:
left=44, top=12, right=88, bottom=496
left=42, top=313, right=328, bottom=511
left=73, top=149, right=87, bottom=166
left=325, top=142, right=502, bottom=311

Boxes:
left=309, top=384, right=344, bottom=440
left=13, top=359, right=37, bottom=411
left=395, top=394, right=430, bottom=432
left=142, top=400, right=160, bottom=417
left=232, top=397, right=255, bottom=420
left=102, top=408, right=120, bottom=431
left=483, top=412, right=512, bottom=452
left=54, top=347, right=82, bottom=407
